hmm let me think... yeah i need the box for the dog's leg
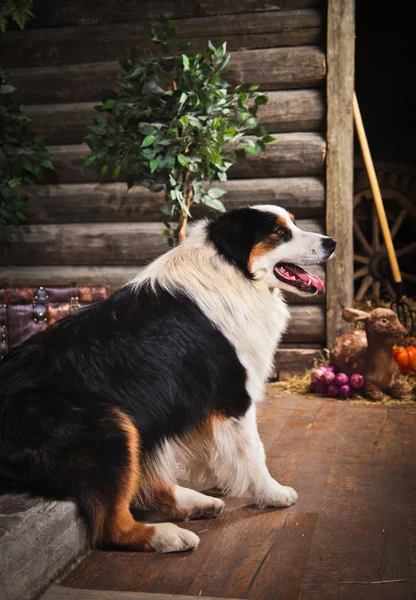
[140,477,225,521]
[79,409,200,553]
[209,406,298,507]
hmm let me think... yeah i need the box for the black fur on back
[0,284,250,499]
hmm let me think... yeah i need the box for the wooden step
[9,47,326,105]
[0,264,325,305]
[0,218,324,266]
[1,9,323,68]
[25,1,324,29]
[26,90,325,145]
[34,134,325,184]
[20,177,325,224]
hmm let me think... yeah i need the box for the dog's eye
[275,228,285,236]
[381,318,388,323]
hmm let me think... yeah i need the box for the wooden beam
[9,47,326,104]
[20,177,325,224]
[41,584,231,600]
[274,347,323,377]
[1,10,323,68]
[26,90,325,145]
[0,219,323,266]
[0,264,325,304]
[23,1,324,29]
[38,134,325,184]
[325,0,355,347]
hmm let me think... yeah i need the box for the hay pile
[269,365,416,405]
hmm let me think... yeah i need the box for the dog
[0,205,336,553]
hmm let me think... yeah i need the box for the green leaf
[141,135,155,148]
[20,155,35,174]
[177,154,188,166]
[100,165,109,178]
[245,145,258,154]
[202,196,226,212]
[113,165,121,178]
[207,187,226,199]
[16,211,28,221]
[262,134,276,143]
[182,54,190,71]
[8,178,22,188]
[84,154,96,166]
[102,98,116,110]
[41,159,54,170]
[149,158,159,173]
[255,95,268,106]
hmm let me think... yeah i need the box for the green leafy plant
[0,69,54,230]
[84,20,275,243]
[0,0,34,33]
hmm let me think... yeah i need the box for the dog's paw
[188,497,225,520]
[150,523,200,553]
[256,483,299,508]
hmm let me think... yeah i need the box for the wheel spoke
[354,266,369,280]
[354,254,369,264]
[356,275,373,300]
[397,240,416,257]
[372,280,380,300]
[372,205,380,250]
[391,208,407,240]
[353,221,372,255]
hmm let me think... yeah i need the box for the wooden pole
[352,92,402,284]
[325,0,355,347]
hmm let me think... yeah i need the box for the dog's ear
[208,209,258,277]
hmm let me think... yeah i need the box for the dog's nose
[322,237,337,253]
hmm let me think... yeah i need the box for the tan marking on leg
[100,408,155,550]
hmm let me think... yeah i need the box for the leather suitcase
[0,283,110,358]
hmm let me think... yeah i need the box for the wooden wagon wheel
[353,188,416,301]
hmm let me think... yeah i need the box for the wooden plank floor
[60,392,416,600]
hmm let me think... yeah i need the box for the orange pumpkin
[392,343,416,375]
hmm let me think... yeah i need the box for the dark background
[355,1,416,166]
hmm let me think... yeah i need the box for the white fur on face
[250,204,333,294]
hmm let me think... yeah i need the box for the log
[19,177,325,224]
[9,47,326,105]
[1,10,323,68]
[0,264,325,305]
[325,0,355,346]
[39,134,325,184]
[281,305,325,342]
[229,133,326,178]
[24,1,324,29]
[274,347,323,377]
[0,219,324,267]
[26,90,325,145]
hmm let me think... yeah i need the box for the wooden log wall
[0,0,329,366]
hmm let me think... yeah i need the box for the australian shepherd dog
[0,205,336,553]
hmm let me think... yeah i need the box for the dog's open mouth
[273,262,324,294]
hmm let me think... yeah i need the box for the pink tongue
[286,266,325,292]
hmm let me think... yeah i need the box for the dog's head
[208,205,336,296]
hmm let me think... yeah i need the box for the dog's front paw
[150,523,200,553]
[256,483,299,508]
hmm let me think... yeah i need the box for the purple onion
[350,373,365,389]
[327,384,340,398]
[311,367,326,383]
[325,365,337,373]
[339,384,352,399]
[334,372,349,386]
[321,370,336,385]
